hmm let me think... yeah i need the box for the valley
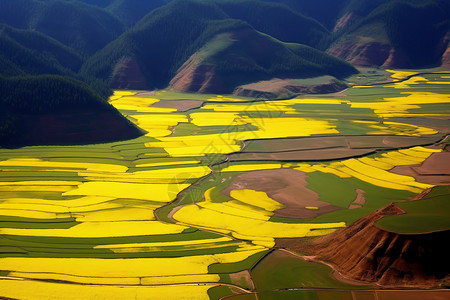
[0,71,449,299]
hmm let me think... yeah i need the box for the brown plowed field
[222,169,340,218]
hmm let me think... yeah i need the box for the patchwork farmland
[0,71,449,299]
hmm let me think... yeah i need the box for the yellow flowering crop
[130,114,188,137]
[0,158,127,172]
[207,95,247,102]
[109,90,138,101]
[0,248,264,277]
[135,160,201,167]
[63,182,189,202]
[385,69,418,79]
[230,189,284,211]
[294,146,439,193]
[190,112,247,126]
[221,163,282,172]
[0,209,71,219]
[0,196,116,208]
[0,221,188,237]
[173,204,345,246]
[350,92,450,118]
[74,207,156,222]
[0,279,215,300]
[94,236,233,250]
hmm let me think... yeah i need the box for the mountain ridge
[81,0,357,93]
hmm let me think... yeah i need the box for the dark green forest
[0,75,111,113]
[0,75,138,146]
[80,0,359,91]
[0,0,448,145]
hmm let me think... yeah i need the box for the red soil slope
[169,54,224,93]
[311,204,449,288]
[111,57,148,90]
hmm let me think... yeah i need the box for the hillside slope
[327,0,450,68]
[311,204,449,288]
[211,0,329,47]
[264,0,389,32]
[0,24,82,77]
[81,0,356,93]
[0,0,124,56]
[0,75,142,147]
[170,27,356,93]
[106,0,171,27]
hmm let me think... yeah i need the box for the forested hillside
[170,27,356,93]
[0,0,124,56]
[327,0,450,67]
[0,75,141,146]
[81,0,356,91]
[0,25,82,76]
[0,0,448,145]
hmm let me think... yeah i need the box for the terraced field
[0,71,449,299]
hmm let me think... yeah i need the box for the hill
[0,75,142,147]
[0,2,143,146]
[0,24,82,77]
[0,0,124,56]
[81,0,356,93]
[69,0,114,7]
[107,0,171,27]
[0,23,113,98]
[170,27,356,93]
[309,204,449,288]
[208,0,329,48]
[327,0,450,68]
[264,0,389,32]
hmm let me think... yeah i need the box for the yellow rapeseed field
[173,203,345,247]
[230,189,284,211]
[349,92,450,118]
[385,69,418,79]
[0,279,216,300]
[109,90,138,101]
[63,182,190,202]
[294,146,440,193]
[0,248,264,277]
[0,221,188,237]
[94,236,233,250]
[221,163,282,172]
[0,158,128,172]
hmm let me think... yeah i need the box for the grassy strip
[270,173,414,225]
[0,230,223,246]
[0,245,240,259]
[251,251,363,290]
[207,285,234,300]
[376,187,450,233]
[209,250,269,274]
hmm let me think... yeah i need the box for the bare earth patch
[229,270,254,290]
[222,169,340,219]
[233,77,348,98]
[349,189,366,209]
[230,148,374,161]
[239,136,442,162]
[392,150,450,185]
[137,91,156,96]
[374,290,450,300]
[152,99,204,112]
